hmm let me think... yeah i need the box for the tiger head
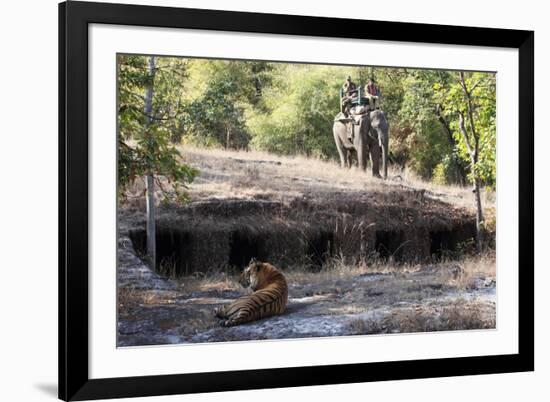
[239,258,279,291]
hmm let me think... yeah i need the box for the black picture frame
[59,1,534,400]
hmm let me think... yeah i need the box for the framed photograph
[59,1,534,400]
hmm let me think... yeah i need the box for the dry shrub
[158,255,178,279]
[349,302,495,335]
[450,252,496,289]
[177,269,242,294]
[118,287,178,310]
[439,303,495,330]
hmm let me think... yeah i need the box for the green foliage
[117,55,496,194]
[432,162,447,185]
[432,155,459,185]
[433,72,496,188]
[247,64,343,158]
[117,55,197,200]
[397,70,466,182]
[183,61,249,148]
[181,60,273,148]
[408,119,453,179]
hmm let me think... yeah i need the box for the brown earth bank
[124,193,477,275]
[117,147,496,345]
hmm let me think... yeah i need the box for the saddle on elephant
[335,105,371,142]
[337,78,381,141]
[333,82,389,179]
[339,85,379,116]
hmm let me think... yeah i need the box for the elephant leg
[369,111,389,180]
[357,144,367,171]
[370,142,382,178]
[349,150,358,168]
[339,149,347,169]
[334,136,347,168]
[368,145,374,169]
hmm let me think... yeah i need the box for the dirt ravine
[117,147,495,346]
[121,147,486,276]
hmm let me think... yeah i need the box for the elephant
[333,109,389,179]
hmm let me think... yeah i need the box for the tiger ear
[249,257,257,264]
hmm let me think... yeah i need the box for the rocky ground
[117,235,495,346]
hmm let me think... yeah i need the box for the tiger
[213,259,288,327]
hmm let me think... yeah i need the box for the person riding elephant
[366,78,379,96]
[333,109,389,179]
[343,76,357,96]
[341,76,358,115]
[365,78,381,110]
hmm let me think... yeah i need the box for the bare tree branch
[458,111,474,162]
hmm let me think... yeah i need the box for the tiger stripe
[214,260,288,327]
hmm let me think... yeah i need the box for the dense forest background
[117,55,496,192]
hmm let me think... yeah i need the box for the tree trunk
[473,177,484,252]
[226,125,231,149]
[145,174,156,269]
[144,56,156,269]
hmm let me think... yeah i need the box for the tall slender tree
[118,55,197,269]
[457,71,488,251]
[144,56,156,269]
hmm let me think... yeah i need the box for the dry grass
[452,252,496,289]
[165,252,494,306]
[176,145,495,212]
[119,145,495,213]
[118,287,179,310]
[176,270,243,294]
[285,252,494,287]
[348,301,496,335]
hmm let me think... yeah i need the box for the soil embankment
[122,147,481,274]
